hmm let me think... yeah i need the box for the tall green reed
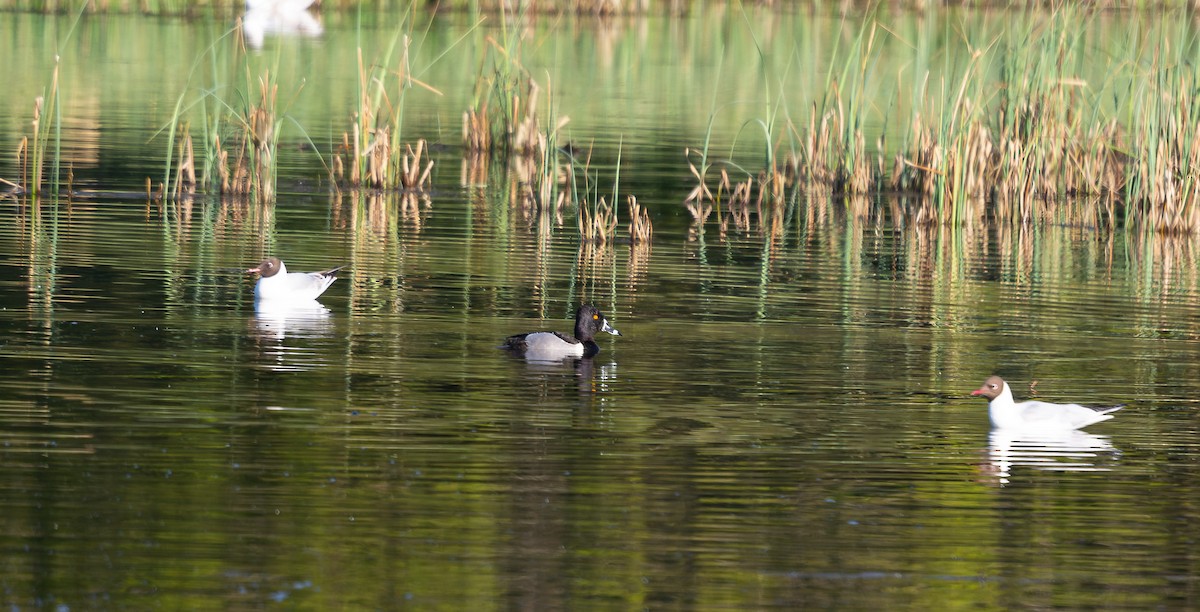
[1121,15,1200,233]
[333,6,452,190]
[18,3,89,199]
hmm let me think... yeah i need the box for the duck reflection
[985,428,1120,486]
[242,0,323,49]
[508,354,619,396]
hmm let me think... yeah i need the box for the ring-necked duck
[502,304,622,359]
[246,257,346,303]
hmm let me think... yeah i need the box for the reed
[173,123,197,197]
[332,33,440,191]
[210,69,283,203]
[578,195,617,244]
[683,146,716,207]
[626,194,652,244]
[1122,16,1200,233]
[16,55,63,199]
[494,70,574,220]
[157,20,300,206]
[786,13,883,195]
[570,142,617,244]
[464,9,534,157]
[883,9,1120,226]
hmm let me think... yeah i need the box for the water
[4,191,1200,609]
[3,7,1200,611]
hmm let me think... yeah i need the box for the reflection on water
[251,299,334,371]
[984,428,1120,486]
[510,355,620,398]
[3,190,1200,608]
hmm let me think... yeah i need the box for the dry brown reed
[626,194,652,244]
[463,105,492,153]
[510,80,544,156]
[683,147,714,206]
[173,124,197,198]
[16,136,30,195]
[440,0,648,16]
[331,121,434,193]
[627,194,652,287]
[684,152,794,241]
[332,40,439,193]
[578,195,617,244]
[16,95,46,196]
[686,198,712,241]
[1127,79,1200,234]
[200,72,280,204]
[463,74,547,156]
[790,97,876,194]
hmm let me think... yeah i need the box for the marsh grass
[578,195,617,244]
[332,34,440,191]
[16,57,63,200]
[159,21,306,207]
[1121,17,1200,233]
[661,7,1200,235]
[208,70,285,203]
[627,194,652,244]
[0,0,651,16]
[465,12,539,157]
[19,3,1200,240]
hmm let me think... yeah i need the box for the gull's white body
[972,376,1122,431]
[248,258,342,304]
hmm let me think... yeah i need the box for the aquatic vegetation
[16,2,1200,240]
[683,147,715,207]
[464,12,539,157]
[332,33,440,191]
[159,24,297,207]
[236,71,281,200]
[668,7,1200,235]
[578,195,617,244]
[14,53,63,200]
[627,194,652,244]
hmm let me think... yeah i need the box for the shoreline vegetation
[3,0,1200,14]
[7,3,1200,239]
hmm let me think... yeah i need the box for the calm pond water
[3,6,1200,611]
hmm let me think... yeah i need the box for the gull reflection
[251,300,333,371]
[253,299,332,339]
[985,428,1120,486]
[242,0,323,49]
